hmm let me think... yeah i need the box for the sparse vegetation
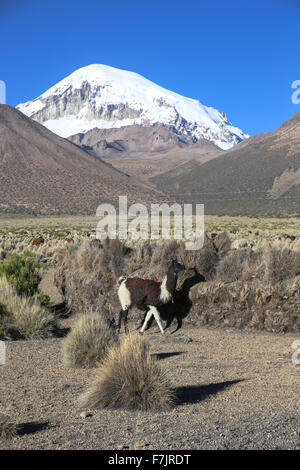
[0,214,299,336]
[62,312,119,368]
[54,238,126,317]
[51,231,300,333]
[0,413,18,439]
[0,277,55,339]
[79,333,175,410]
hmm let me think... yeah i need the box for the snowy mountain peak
[17,64,248,150]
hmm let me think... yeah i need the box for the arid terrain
[0,215,299,450]
[0,324,299,450]
[151,111,300,216]
[0,105,165,216]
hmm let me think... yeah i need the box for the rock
[79,411,92,418]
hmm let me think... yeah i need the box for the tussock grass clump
[0,413,18,439]
[62,312,118,368]
[0,277,55,339]
[79,333,175,410]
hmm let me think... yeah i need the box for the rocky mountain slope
[68,123,189,158]
[151,111,300,216]
[107,138,223,181]
[0,105,165,215]
[17,64,248,151]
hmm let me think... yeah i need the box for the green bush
[0,250,51,307]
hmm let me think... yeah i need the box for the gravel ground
[0,323,299,450]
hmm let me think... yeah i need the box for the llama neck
[159,269,178,303]
[166,267,178,296]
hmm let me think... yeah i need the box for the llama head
[170,257,185,274]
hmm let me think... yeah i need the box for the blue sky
[1,0,300,136]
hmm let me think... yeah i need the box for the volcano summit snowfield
[17,64,248,150]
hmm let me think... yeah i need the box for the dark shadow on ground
[176,379,244,405]
[53,326,70,338]
[50,301,71,337]
[51,301,69,318]
[151,351,184,361]
[18,421,51,436]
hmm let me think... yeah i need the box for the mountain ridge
[17,64,248,151]
[151,110,300,216]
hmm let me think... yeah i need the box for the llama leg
[123,309,129,334]
[138,310,147,330]
[139,308,153,330]
[164,315,173,330]
[117,309,123,333]
[150,306,165,335]
[140,309,153,334]
[171,315,182,334]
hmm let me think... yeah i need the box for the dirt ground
[0,320,299,450]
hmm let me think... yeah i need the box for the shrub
[215,248,252,282]
[179,234,219,280]
[54,239,127,316]
[0,250,51,307]
[0,277,55,339]
[0,413,18,439]
[62,312,118,368]
[262,246,300,284]
[212,231,231,255]
[79,333,175,410]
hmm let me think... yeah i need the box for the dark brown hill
[151,111,300,216]
[0,105,165,215]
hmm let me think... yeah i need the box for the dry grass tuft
[62,312,118,368]
[262,246,300,283]
[0,413,18,439]
[0,277,55,339]
[79,333,175,410]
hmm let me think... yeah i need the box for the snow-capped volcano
[17,64,248,150]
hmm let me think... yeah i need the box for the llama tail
[118,275,127,286]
